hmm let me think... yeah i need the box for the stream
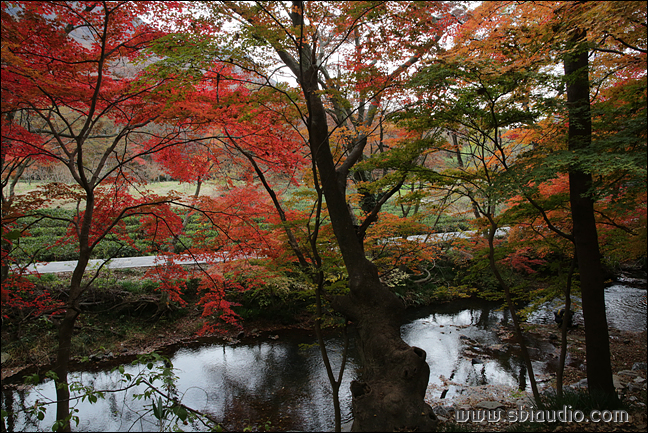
[2,283,646,432]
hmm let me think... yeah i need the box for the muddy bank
[1,312,316,384]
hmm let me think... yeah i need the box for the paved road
[382,227,509,243]
[19,228,509,274]
[22,255,212,274]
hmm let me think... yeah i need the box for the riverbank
[1,265,322,381]
[428,324,647,432]
[0,295,315,383]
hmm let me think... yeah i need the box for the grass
[119,279,159,294]
[533,388,626,412]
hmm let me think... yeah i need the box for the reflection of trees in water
[518,362,527,391]
[461,356,526,389]
[213,337,357,432]
[108,393,119,421]
[4,301,553,431]
[472,305,513,329]
[475,306,490,328]
[2,388,16,432]
[468,363,487,386]
[407,304,530,392]
[2,388,40,431]
[216,341,320,431]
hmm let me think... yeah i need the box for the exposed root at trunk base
[350,331,438,431]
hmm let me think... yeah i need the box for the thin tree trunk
[53,308,80,431]
[485,214,541,403]
[557,252,577,400]
[452,131,480,219]
[53,187,96,431]
[8,160,30,200]
[54,254,90,431]
[314,274,348,432]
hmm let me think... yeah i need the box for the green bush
[141,280,160,293]
[120,280,142,293]
[91,240,140,259]
[27,226,69,237]
[14,237,78,262]
[230,277,315,324]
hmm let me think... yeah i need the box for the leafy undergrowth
[0,267,320,377]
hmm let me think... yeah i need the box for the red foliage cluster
[1,270,65,320]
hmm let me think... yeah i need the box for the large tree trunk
[302,55,436,432]
[254,2,437,428]
[564,34,617,400]
[347,291,437,431]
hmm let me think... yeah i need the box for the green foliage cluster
[383,258,474,307]
[8,209,208,263]
[231,275,315,324]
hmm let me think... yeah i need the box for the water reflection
[170,338,355,431]
[604,285,647,331]
[527,284,647,331]
[401,301,525,400]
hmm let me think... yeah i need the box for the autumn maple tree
[0,1,239,430]
[401,0,646,404]
[3,1,644,431]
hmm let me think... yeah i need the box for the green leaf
[172,405,188,422]
[24,373,40,385]
[4,230,21,240]
[152,397,164,420]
